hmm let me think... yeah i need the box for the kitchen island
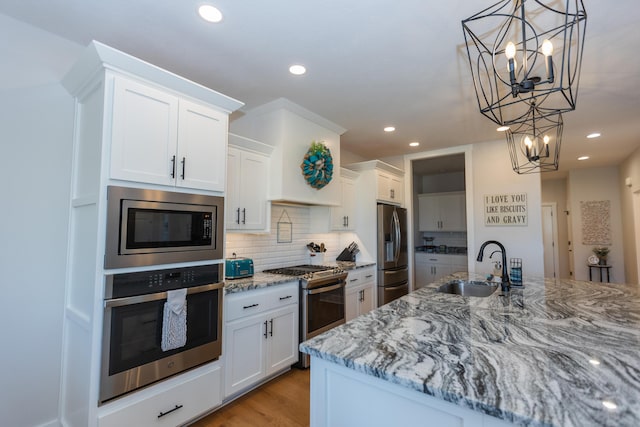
[300,273,640,427]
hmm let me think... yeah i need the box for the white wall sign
[484,193,528,226]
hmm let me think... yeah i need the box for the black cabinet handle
[264,320,268,338]
[242,208,246,224]
[236,208,241,225]
[158,404,183,419]
[243,303,259,309]
[170,155,176,178]
[180,157,186,179]
[279,295,292,300]
[269,319,273,337]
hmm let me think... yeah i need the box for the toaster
[225,258,254,279]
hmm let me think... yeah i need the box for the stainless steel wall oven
[105,186,224,269]
[100,263,223,404]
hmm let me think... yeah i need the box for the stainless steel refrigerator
[377,203,409,306]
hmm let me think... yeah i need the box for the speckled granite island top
[300,273,640,427]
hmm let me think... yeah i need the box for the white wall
[0,13,81,427]
[619,146,640,284]
[470,141,545,278]
[568,167,626,283]
[0,84,74,427]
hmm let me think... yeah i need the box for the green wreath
[300,141,333,189]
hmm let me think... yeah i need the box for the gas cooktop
[263,264,339,276]
[262,264,347,288]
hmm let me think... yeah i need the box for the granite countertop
[224,272,298,294]
[224,261,376,294]
[300,272,640,427]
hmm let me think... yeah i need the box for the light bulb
[543,135,550,144]
[198,5,223,23]
[505,42,516,59]
[524,136,533,147]
[541,39,553,56]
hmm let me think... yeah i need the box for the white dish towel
[161,288,187,352]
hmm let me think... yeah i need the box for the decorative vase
[599,257,607,266]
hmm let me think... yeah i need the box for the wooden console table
[588,264,611,283]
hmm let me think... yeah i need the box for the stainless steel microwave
[105,186,224,269]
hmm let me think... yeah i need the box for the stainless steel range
[263,264,347,368]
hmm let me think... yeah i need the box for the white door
[224,314,266,397]
[176,100,227,191]
[266,307,298,375]
[542,204,559,279]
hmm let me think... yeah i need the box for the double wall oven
[100,186,225,404]
[263,265,348,368]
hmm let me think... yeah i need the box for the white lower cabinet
[224,282,299,398]
[415,254,468,289]
[97,363,222,427]
[345,267,376,322]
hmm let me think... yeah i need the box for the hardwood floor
[190,368,310,427]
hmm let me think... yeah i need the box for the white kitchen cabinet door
[330,176,357,231]
[345,286,360,322]
[418,192,466,231]
[110,77,179,187]
[110,76,228,192]
[345,267,376,321]
[226,146,269,231]
[266,306,299,376]
[176,99,227,192]
[376,171,404,205]
[439,193,466,231]
[224,313,268,397]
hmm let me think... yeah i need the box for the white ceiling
[1,1,639,178]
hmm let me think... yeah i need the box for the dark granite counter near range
[300,273,640,427]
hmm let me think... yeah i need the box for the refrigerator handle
[392,209,401,263]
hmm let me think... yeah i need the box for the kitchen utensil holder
[310,252,325,265]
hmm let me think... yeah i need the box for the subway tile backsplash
[226,204,345,271]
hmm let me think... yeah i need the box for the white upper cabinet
[110,77,228,192]
[376,170,404,205]
[346,160,405,206]
[226,134,273,232]
[418,192,466,231]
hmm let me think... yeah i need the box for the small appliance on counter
[225,255,254,279]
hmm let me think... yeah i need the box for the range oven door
[299,279,346,368]
[100,282,222,404]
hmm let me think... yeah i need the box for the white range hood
[230,98,346,206]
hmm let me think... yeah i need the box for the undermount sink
[436,280,498,297]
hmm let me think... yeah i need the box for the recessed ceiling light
[198,5,223,23]
[289,64,306,75]
[587,132,601,139]
[497,126,510,132]
[409,142,420,147]
[384,126,396,132]
[578,156,590,161]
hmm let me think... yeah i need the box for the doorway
[633,190,640,284]
[542,203,560,279]
[410,154,468,290]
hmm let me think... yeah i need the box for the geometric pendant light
[462,0,587,126]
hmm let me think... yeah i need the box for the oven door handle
[104,282,223,308]
[306,283,345,295]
